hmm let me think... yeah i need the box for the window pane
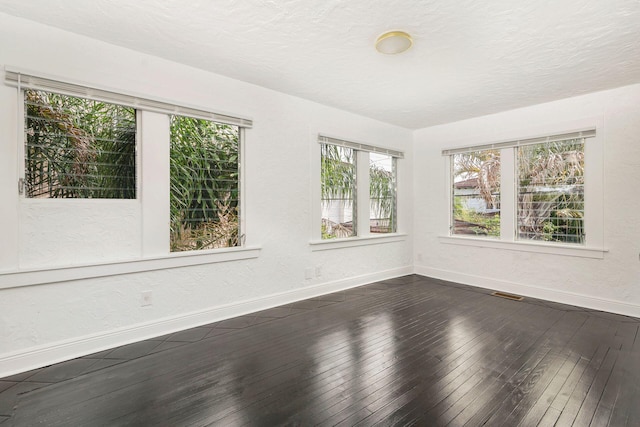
[321,144,356,239]
[370,153,396,234]
[452,150,501,237]
[170,116,240,251]
[517,139,584,244]
[24,90,136,198]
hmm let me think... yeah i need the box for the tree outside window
[24,90,136,199]
[451,150,501,237]
[517,140,585,243]
[169,116,240,251]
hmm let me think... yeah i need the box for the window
[319,135,403,240]
[24,89,136,198]
[170,115,240,252]
[321,144,357,239]
[5,68,254,273]
[370,153,397,234]
[451,150,500,237]
[517,139,584,243]
[444,130,594,246]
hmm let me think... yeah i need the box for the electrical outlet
[141,290,152,306]
[315,266,322,278]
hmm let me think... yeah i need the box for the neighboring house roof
[454,178,479,189]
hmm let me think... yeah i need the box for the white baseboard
[414,265,640,319]
[0,266,412,378]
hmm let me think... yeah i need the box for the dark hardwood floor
[1,275,638,426]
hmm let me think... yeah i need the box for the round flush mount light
[375,30,413,55]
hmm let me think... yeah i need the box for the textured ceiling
[1,0,639,129]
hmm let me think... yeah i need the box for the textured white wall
[19,200,141,269]
[0,14,413,374]
[414,84,640,316]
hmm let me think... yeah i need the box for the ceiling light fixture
[375,31,413,55]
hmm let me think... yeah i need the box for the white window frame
[369,153,398,235]
[449,149,502,239]
[1,68,259,289]
[319,143,358,239]
[168,114,244,253]
[440,124,606,259]
[311,134,406,250]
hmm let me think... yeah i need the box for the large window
[6,69,253,273]
[517,139,585,243]
[319,135,402,240]
[321,144,357,239]
[444,130,594,246]
[170,115,240,252]
[451,150,500,237]
[24,89,136,198]
[370,153,397,234]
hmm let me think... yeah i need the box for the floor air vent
[492,291,524,301]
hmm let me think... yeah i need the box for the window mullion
[238,128,246,246]
[17,88,25,197]
[392,157,398,232]
[500,147,515,241]
[357,150,370,238]
[583,135,603,248]
[140,111,170,257]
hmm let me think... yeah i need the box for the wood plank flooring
[0,275,638,426]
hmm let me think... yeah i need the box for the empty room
[0,1,639,425]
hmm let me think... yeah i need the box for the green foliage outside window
[451,140,585,244]
[24,90,136,198]
[321,144,357,239]
[452,150,501,237]
[170,116,240,251]
[369,155,396,233]
[321,145,397,238]
[517,139,584,243]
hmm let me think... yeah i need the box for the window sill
[0,246,261,290]
[438,236,606,259]
[310,233,407,251]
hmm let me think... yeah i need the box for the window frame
[320,143,358,239]
[441,125,606,258]
[369,153,398,235]
[169,114,243,252]
[450,149,501,239]
[515,138,586,244]
[313,134,405,249]
[4,68,256,280]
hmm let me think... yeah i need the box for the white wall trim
[0,265,412,378]
[0,246,262,290]
[414,265,640,318]
[438,236,607,259]
[310,233,407,251]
